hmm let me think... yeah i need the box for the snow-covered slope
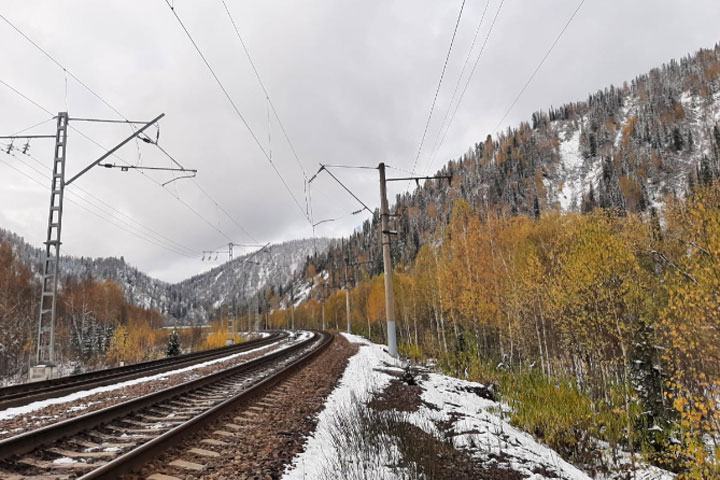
[283,335,674,480]
[176,238,336,319]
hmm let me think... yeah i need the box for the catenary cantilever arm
[65,113,165,186]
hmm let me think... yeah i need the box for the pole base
[29,365,57,382]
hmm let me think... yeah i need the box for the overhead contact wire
[163,1,310,223]
[0,14,261,246]
[423,0,505,176]
[492,0,586,133]
[409,0,467,178]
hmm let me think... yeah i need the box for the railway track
[0,330,332,480]
[0,331,285,411]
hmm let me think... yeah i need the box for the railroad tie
[123,419,173,428]
[201,438,229,447]
[169,459,205,471]
[189,447,221,458]
[104,425,156,436]
[48,447,117,459]
[18,457,95,470]
[73,439,134,450]
[147,474,181,480]
[224,423,243,431]
[139,413,190,422]
[235,410,258,421]
[87,430,139,442]
[0,475,72,480]
[213,430,235,438]
[107,426,159,435]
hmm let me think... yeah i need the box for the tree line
[276,182,720,478]
[0,246,218,380]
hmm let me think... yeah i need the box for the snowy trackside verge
[282,334,674,480]
[0,332,307,422]
[282,334,402,479]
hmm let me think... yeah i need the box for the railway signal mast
[1,112,196,381]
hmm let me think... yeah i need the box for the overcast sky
[0,0,718,283]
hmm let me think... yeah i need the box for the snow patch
[283,334,674,480]
[558,129,585,210]
[0,339,286,421]
[282,334,400,480]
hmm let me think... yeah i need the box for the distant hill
[0,228,335,324]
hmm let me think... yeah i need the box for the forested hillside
[297,42,720,278]
[259,43,720,478]
[0,240,169,380]
[0,229,333,324]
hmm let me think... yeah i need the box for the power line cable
[142,134,258,243]
[192,180,260,244]
[0,13,262,245]
[7,143,199,256]
[424,0,490,174]
[0,77,240,245]
[1,143,198,257]
[422,0,505,176]
[220,0,307,179]
[0,150,197,257]
[492,0,586,133]
[386,164,418,175]
[12,117,56,136]
[66,124,238,243]
[162,0,310,223]
[0,79,53,115]
[0,12,127,120]
[409,0,466,178]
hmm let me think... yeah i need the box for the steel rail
[0,331,330,467]
[0,332,285,410]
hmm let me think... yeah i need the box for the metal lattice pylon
[36,112,68,366]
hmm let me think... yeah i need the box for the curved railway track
[0,331,286,411]
[0,330,332,480]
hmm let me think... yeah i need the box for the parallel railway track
[0,330,332,479]
[0,331,285,411]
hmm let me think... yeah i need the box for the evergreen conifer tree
[166,329,181,357]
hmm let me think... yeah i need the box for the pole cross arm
[0,134,56,139]
[65,113,165,186]
[385,175,453,183]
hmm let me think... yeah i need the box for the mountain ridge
[266,42,720,304]
[0,228,335,324]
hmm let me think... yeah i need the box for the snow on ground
[405,371,589,480]
[283,334,402,480]
[283,334,674,480]
[0,337,290,421]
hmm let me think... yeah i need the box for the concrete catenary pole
[378,163,397,357]
[343,240,352,334]
[321,283,327,331]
